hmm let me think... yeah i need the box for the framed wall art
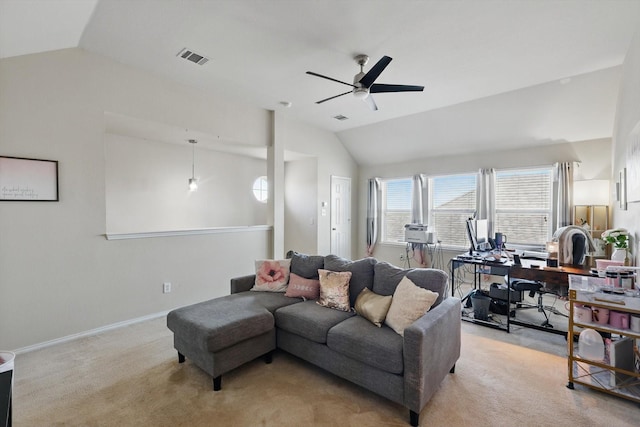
[0,156,59,201]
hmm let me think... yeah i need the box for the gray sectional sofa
[167,253,461,426]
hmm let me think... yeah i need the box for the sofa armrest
[402,297,461,413]
[230,275,256,294]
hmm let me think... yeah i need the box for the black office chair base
[509,279,556,328]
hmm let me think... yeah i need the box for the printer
[404,224,436,244]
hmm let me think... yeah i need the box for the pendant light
[188,139,198,191]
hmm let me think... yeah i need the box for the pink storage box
[595,259,624,270]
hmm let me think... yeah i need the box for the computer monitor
[466,219,491,252]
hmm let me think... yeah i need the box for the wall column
[267,110,285,258]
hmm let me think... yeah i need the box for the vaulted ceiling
[1,0,639,165]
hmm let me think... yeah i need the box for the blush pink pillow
[284,273,320,300]
[251,259,291,292]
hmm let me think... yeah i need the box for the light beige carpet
[13,317,639,426]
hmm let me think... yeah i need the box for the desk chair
[509,279,555,328]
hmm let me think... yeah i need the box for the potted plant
[601,228,630,265]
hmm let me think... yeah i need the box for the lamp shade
[574,180,609,205]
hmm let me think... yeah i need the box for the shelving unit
[566,289,640,403]
[573,205,609,261]
[573,205,608,241]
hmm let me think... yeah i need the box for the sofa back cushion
[324,255,377,307]
[287,251,325,279]
[373,262,447,307]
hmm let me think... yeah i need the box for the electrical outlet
[399,253,406,261]
[163,282,171,293]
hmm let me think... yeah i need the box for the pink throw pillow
[251,259,291,292]
[284,273,320,300]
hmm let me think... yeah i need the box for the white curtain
[366,178,380,257]
[554,162,573,229]
[476,168,496,237]
[411,174,426,224]
[410,174,427,265]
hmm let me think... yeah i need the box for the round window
[252,176,268,203]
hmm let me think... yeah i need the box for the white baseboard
[14,310,170,354]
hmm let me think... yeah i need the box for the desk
[451,255,592,334]
[509,264,590,290]
[451,256,513,332]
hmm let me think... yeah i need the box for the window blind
[430,174,477,247]
[494,168,552,245]
[381,178,412,243]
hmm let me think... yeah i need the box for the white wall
[0,48,356,350]
[359,138,612,265]
[282,118,359,256]
[105,133,267,233]
[284,157,318,254]
[612,30,640,265]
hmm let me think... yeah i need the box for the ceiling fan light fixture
[353,87,369,99]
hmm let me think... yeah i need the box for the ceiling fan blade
[316,90,352,104]
[358,56,392,88]
[364,94,378,111]
[370,84,424,93]
[306,71,355,88]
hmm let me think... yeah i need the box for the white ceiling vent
[333,115,348,121]
[176,48,209,65]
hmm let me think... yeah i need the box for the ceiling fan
[306,54,424,111]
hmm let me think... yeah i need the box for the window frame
[375,165,555,250]
[252,176,268,203]
[427,172,478,250]
[493,166,554,247]
[379,177,413,245]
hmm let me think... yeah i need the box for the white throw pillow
[385,276,439,336]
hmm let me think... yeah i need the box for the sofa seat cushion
[275,300,354,344]
[167,297,274,353]
[228,291,303,313]
[327,316,404,375]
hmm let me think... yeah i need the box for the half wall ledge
[104,225,272,240]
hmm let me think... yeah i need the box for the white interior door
[330,176,351,258]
